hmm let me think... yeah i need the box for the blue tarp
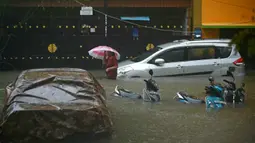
[120,16,150,21]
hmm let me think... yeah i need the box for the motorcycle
[222,68,246,105]
[174,84,226,110]
[111,69,161,102]
[173,91,205,104]
[204,84,226,110]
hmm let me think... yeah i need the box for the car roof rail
[188,38,231,43]
[173,39,189,43]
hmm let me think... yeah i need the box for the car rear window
[216,46,232,58]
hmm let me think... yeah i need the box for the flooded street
[0,71,255,143]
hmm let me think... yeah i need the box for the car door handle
[177,65,183,69]
[214,62,220,66]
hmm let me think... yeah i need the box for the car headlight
[118,66,133,74]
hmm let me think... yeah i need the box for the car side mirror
[154,58,165,65]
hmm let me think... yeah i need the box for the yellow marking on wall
[167,25,170,28]
[43,25,46,28]
[174,25,176,28]
[160,25,163,28]
[48,43,57,53]
[118,25,121,28]
[72,25,75,28]
[29,26,32,28]
[36,26,39,28]
[6,26,9,28]
[95,26,97,28]
[111,25,114,28]
[58,25,62,28]
[66,26,68,28]
[146,43,155,51]
[154,26,156,28]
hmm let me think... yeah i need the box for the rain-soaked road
[0,70,255,143]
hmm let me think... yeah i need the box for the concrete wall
[192,0,202,28]
[194,0,255,39]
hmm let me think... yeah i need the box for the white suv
[117,39,245,78]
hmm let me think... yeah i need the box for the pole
[104,0,108,38]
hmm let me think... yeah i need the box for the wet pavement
[0,70,255,143]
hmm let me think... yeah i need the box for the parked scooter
[112,69,161,102]
[204,82,226,110]
[173,91,205,104]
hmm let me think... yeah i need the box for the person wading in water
[104,51,118,79]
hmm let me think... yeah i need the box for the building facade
[192,0,255,39]
[0,0,192,70]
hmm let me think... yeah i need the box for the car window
[151,48,185,63]
[215,46,232,58]
[187,46,216,61]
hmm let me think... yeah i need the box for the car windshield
[131,47,162,62]
[130,41,185,62]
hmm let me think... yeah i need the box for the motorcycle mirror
[242,83,245,88]
[226,70,235,80]
[149,69,153,76]
[228,67,235,72]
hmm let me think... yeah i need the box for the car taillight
[233,57,244,66]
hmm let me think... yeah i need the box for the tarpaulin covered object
[0,68,113,142]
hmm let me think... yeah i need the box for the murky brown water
[0,71,255,143]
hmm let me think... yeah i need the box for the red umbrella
[88,46,120,60]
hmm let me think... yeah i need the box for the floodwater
[0,71,255,143]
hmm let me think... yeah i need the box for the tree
[230,29,255,69]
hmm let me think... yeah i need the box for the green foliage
[230,29,255,57]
